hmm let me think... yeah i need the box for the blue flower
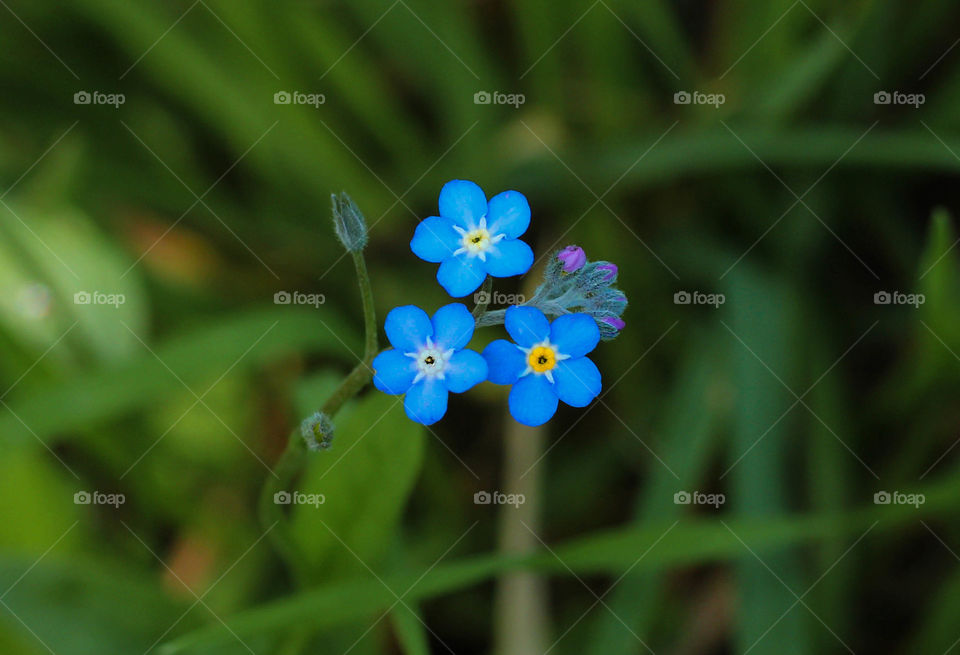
[373,303,488,425]
[410,180,534,298]
[482,306,601,427]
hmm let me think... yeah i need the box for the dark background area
[1,1,959,653]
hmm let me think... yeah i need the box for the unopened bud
[331,192,368,252]
[557,245,587,273]
[301,412,335,451]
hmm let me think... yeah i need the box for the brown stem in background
[493,265,549,655]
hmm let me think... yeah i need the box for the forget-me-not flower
[410,180,534,297]
[482,306,601,426]
[373,303,488,425]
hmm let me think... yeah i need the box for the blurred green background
[2,1,960,653]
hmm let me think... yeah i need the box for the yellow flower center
[527,346,557,373]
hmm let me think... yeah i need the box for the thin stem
[475,309,506,328]
[321,251,378,418]
[354,251,378,362]
[258,433,309,578]
[259,248,378,579]
[473,276,493,318]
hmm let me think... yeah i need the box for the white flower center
[405,336,455,384]
[452,217,506,262]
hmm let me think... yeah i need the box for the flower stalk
[321,250,378,418]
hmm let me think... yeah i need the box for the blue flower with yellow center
[372,303,488,425]
[411,180,534,297]
[482,306,602,426]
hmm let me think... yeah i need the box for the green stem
[259,249,378,574]
[321,251,378,418]
[354,251,378,362]
[475,309,506,327]
[258,432,308,577]
[473,276,493,318]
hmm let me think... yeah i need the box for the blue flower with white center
[482,306,602,427]
[410,180,534,298]
[372,303,488,425]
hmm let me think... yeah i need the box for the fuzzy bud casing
[301,412,335,451]
[331,192,368,252]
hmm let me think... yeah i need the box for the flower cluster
[372,179,627,427]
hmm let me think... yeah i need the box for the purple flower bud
[597,263,618,282]
[557,245,587,273]
[601,316,625,331]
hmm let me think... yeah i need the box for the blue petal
[445,349,488,393]
[550,313,600,358]
[438,180,486,229]
[482,339,526,384]
[505,306,550,347]
[486,190,530,239]
[508,374,559,427]
[484,239,534,278]
[553,356,601,407]
[372,349,416,395]
[411,216,459,263]
[385,305,432,352]
[404,379,448,425]
[437,253,487,298]
[431,303,475,350]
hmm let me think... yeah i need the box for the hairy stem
[258,432,308,578]
[321,251,378,417]
[260,249,378,576]
[473,276,493,318]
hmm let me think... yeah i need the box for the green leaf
[725,267,809,655]
[0,204,148,363]
[390,604,431,655]
[160,474,960,655]
[586,334,727,654]
[286,392,425,581]
[0,554,184,655]
[0,307,359,447]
